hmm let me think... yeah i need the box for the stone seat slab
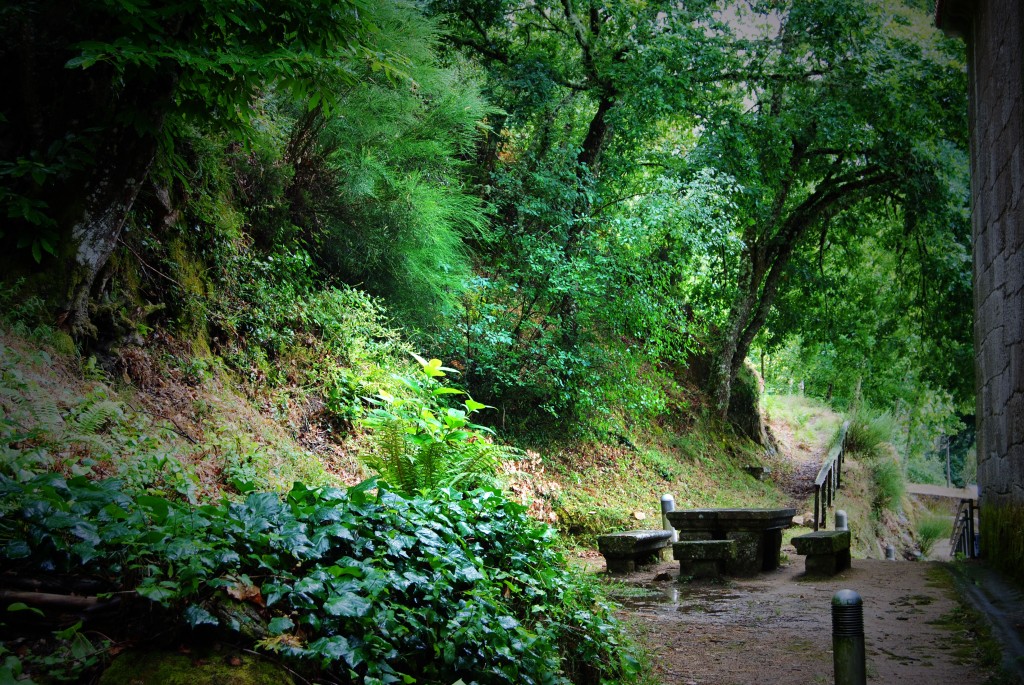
[597,529,672,573]
[792,530,851,554]
[792,530,851,576]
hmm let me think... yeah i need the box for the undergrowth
[0,472,642,684]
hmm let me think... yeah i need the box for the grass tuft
[916,515,952,556]
[846,409,897,460]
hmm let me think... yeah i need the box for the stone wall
[942,0,1024,573]
[966,0,1024,509]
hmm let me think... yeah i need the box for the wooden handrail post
[814,485,821,531]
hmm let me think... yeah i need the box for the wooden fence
[813,421,851,531]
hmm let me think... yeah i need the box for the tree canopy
[0,0,970,437]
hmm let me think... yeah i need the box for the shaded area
[951,562,1024,683]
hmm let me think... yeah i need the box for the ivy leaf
[308,635,363,668]
[456,565,484,583]
[323,592,371,618]
[3,540,31,560]
[267,616,294,635]
[137,580,178,604]
[6,602,44,617]
[184,604,219,627]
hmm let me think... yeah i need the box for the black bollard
[832,589,866,685]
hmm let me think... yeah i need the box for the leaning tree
[684,0,968,416]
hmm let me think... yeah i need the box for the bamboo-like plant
[360,354,517,495]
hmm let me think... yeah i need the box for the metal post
[967,499,976,558]
[837,447,843,489]
[661,493,677,542]
[885,544,896,560]
[835,510,848,531]
[945,435,952,488]
[832,589,866,685]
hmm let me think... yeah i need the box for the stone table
[666,508,796,576]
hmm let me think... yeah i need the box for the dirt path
[593,555,1004,685]
[761,398,842,508]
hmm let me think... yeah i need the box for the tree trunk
[712,235,800,418]
[712,289,756,416]
[60,65,179,337]
[557,93,614,348]
[63,129,160,337]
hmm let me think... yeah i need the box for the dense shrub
[0,474,639,685]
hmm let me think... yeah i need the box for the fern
[359,357,518,496]
[68,399,123,436]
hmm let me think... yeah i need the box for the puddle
[608,580,745,616]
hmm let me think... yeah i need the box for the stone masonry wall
[969,0,1024,511]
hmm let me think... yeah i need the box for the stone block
[597,529,672,574]
[673,540,736,580]
[672,539,737,561]
[726,531,764,576]
[677,531,714,541]
[792,530,851,576]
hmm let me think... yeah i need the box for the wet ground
[587,553,1016,685]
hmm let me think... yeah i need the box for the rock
[633,511,647,520]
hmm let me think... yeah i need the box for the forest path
[761,395,844,512]
[595,557,1004,685]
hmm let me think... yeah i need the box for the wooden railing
[813,421,850,531]
[950,498,978,559]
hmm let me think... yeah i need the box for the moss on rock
[980,501,1024,583]
[99,649,294,685]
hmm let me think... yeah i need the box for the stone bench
[597,529,673,573]
[673,539,737,580]
[792,530,851,576]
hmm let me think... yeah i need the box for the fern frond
[68,399,123,436]
[419,441,447,491]
[32,396,65,438]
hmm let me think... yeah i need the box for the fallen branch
[0,589,119,612]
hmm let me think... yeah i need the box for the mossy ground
[98,648,295,685]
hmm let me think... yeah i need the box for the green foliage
[871,459,905,515]
[258,2,494,328]
[211,248,412,425]
[361,354,518,494]
[0,474,640,684]
[916,515,952,556]
[0,0,396,274]
[846,410,898,460]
